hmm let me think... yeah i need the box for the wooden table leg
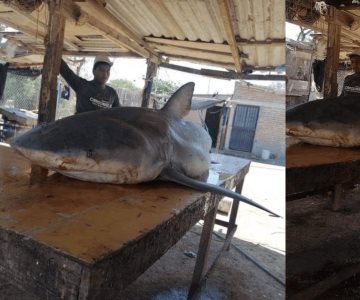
[225,179,244,250]
[187,205,217,300]
[332,184,342,211]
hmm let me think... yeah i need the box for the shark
[12,82,279,217]
[286,96,360,148]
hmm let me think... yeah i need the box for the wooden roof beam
[160,63,285,81]
[1,1,79,51]
[145,37,285,53]
[71,0,161,63]
[289,19,360,49]
[149,44,236,64]
[61,0,149,59]
[328,9,360,31]
[217,0,241,72]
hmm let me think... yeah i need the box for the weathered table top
[286,144,360,196]
[0,143,250,300]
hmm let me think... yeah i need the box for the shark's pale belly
[287,122,360,147]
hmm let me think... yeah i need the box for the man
[60,55,120,114]
[341,49,360,97]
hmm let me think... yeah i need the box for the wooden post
[141,59,158,108]
[0,63,8,102]
[30,0,65,184]
[323,6,341,99]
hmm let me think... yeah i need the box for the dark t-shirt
[60,60,120,114]
[341,73,360,97]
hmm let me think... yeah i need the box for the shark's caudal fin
[161,168,281,218]
[161,82,194,118]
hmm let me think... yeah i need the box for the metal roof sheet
[0,0,285,70]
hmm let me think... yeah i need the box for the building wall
[224,82,285,164]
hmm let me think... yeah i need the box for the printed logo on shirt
[344,86,360,93]
[89,97,112,108]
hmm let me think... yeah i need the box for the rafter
[72,0,160,62]
[217,0,241,72]
[2,1,79,51]
[160,63,285,81]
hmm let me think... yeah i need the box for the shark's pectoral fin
[160,168,281,218]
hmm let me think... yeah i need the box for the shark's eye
[87,149,93,158]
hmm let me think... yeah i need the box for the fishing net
[1,72,76,119]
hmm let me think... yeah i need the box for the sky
[286,22,302,40]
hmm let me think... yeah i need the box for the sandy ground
[0,161,285,300]
[287,187,360,299]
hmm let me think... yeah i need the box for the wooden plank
[145,37,232,53]
[217,0,241,72]
[289,16,359,55]
[160,63,285,81]
[0,145,250,299]
[324,6,341,98]
[75,0,160,61]
[145,37,285,56]
[63,51,138,57]
[225,180,244,250]
[286,144,360,196]
[188,207,218,299]
[61,0,152,60]
[332,9,360,30]
[150,44,234,64]
[287,230,360,296]
[289,263,360,300]
[188,225,237,300]
[2,1,79,51]
[167,54,235,70]
[141,59,158,108]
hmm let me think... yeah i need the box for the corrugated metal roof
[0,0,285,70]
[191,98,226,110]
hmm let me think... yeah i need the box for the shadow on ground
[287,186,360,299]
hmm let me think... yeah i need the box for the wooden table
[286,143,360,209]
[0,144,250,300]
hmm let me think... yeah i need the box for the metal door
[229,104,259,152]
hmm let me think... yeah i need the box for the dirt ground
[0,161,285,300]
[287,186,360,299]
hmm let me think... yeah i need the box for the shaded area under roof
[286,0,360,61]
[0,0,285,71]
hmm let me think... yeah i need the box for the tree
[152,79,180,95]
[109,79,140,91]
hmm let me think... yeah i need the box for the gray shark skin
[12,82,279,217]
[286,96,360,148]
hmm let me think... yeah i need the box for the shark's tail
[161,168,281,218]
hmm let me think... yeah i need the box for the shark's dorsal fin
[161,82,194,118]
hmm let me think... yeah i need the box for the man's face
[350,56,360,74]
[93,63,111,85]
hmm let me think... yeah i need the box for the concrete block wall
[224,82,285,164]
